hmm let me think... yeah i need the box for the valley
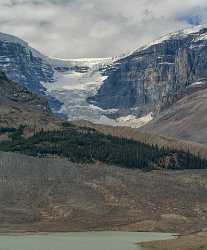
[0,24,207,250]
[1,26,207,146]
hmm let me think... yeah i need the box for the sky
[0,0,207,58]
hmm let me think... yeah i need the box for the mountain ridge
[1,27,207,142]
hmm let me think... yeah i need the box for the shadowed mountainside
[0,72,61,131]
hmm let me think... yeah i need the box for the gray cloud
[0,0,207,58]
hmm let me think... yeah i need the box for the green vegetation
[8,125,25,141]
[0,125,206,170]
[0,127,17,133]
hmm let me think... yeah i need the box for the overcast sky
[0,0,207,58]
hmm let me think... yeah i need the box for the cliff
[88,26,207,119]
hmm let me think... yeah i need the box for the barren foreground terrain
[140,231,207,250]
[0,151,207,234]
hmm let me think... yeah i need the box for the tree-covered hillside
[0,124,206,170]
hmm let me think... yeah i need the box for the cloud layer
[1,0,207,58]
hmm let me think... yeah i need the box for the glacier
[2,24,207,128]
[44,57,152,128]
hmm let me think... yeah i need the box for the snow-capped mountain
[0,32,147,127]
[89,25,207,120]
[1,25,207,129]
[0,32,63,111]
[0,33,54,93]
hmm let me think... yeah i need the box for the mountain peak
[0,32,28,47]
[131,24,207,55]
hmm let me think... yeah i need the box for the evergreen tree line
[0,126,206,170]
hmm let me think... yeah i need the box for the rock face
[0,33,54,94]
[0,33,63,111]
[88,26,207,118]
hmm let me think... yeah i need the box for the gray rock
[0,33,62,111]
[89,27,207,118]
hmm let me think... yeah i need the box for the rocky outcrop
[88,26,207,118]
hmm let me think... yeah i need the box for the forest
[0,124,206,170]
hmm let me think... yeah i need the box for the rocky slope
[1,151,207,233]
[142,83,207,144]
[0,72,60,130]
[89,25,207,120]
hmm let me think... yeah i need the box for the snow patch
[194,33,207,42]
[116,113,153,128]
[90,113,153,128]
[190,81,205,86]
[49,57,115,71]
[159,62,175,65]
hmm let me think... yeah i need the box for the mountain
[2,26,207,136]
[0,32,118,121]
[0,32,148,126]
[0,33,63,111]
[0,72,60,130]
[1,70,206,172]
[0,33,54,94]
[88,25,207,125]
[2,26,207,242]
